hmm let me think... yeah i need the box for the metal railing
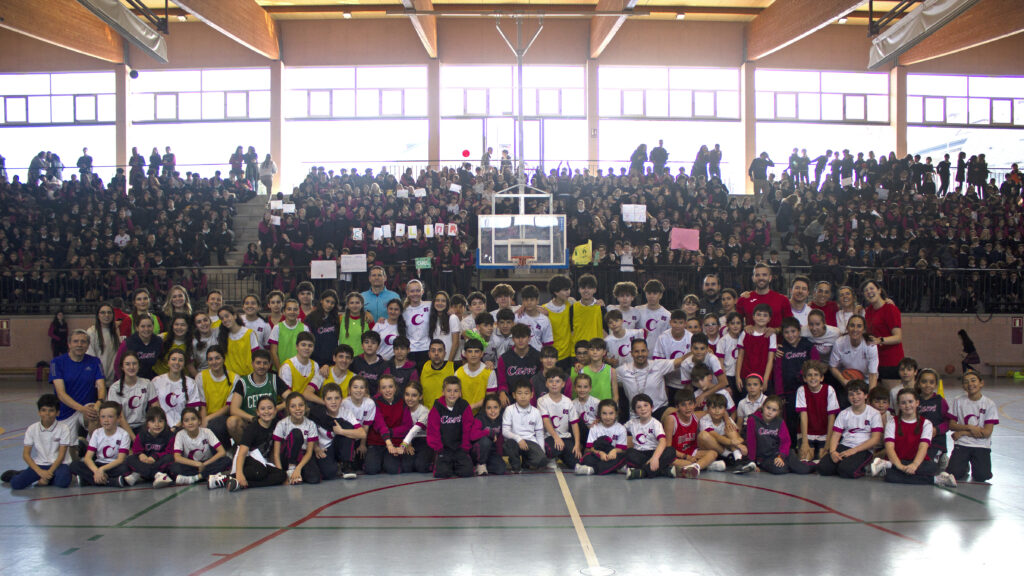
[569,265,1024,314]
[2,264,1021,315]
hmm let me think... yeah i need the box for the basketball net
[512,255,535,275]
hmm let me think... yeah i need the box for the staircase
[205,194,267,302]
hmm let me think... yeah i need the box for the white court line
[554,467,613,575]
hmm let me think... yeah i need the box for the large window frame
[285,66,428,120]
[130,68,271,124]
[0,72,115,127]
[908,74,1024,128]
[754,70,889,125]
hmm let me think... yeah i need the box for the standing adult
[259,154,277,196]
[363,266,401,322]
[162,146,176,177]
[617,339,686,420]
[861,280,904,386]
[748,152,774,209]
[50,330,106,440]
[809,280,839,327]
[691,145,709,181]
[698,274,723,317]
[76,147,93,183]
[788,276,812,327]
[708,144,722,180]
[736,263,792,329]
[650,140,669,176]
[629,144,648,176]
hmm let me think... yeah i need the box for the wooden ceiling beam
[402,0,438,58]
[899,0,1024,65]
[589,0,638,59]
[0,0,123,63]
[173,0,280,60]
[745,0,862,61]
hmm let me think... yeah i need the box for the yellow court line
[554,467,604,572]
[997,398,1024,426]
[0,427,5,435]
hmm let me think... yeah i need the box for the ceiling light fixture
[676,13,686,20]
[343,12,352,19]
[838,17,848,24]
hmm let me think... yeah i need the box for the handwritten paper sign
[621,204,647,223]
[340,254,367,273]
[669,228,700,251]
[415,257,432,270]
[352,228,363,241]
[447,223,458,237]
[270,200,283,210]
[310,260,337,279]
[413,188,426,198]
[450,183,462,193]
[395,223,406,237]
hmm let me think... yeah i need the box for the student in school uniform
[124,406,174,486]
[70,401,132,487]
[471,394,506,476]
[817,380,882,479]
[365,375,413,475]
[502,380,548,472]
[228,397,287,491]
[311,383,364,481]
[538,368,582,469]
[575,399,629,476]
[624,394,677,479]
[426,377,476,479]
[4,394,73,490]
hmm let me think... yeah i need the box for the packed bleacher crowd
[0,146,274,312]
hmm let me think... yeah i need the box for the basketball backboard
[477,214,567,269]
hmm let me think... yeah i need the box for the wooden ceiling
[124,1,921,23]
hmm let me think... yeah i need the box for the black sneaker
[1,470,16,483]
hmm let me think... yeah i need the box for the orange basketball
[841,369,865,381]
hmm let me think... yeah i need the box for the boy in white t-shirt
[606,281,641,329]
[70,401,132,486]
[538,368,582,469]
[624,394,677,479]
[816,379,882,479]
[638,279,671,347]
[3,394,74,489]
[604,309,644,367]
[947,370,999,482]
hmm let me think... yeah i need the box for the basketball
[945,364,956,374]
[841,369,864,381]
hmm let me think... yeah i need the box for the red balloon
[462,149,470,158]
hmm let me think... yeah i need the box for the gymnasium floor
[1,379,1022,576]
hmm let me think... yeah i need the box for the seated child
[125,406,174,486]
[272,394,321,485]
[4,394,73,490]
[947,370,998,482]
[795,360,839,462]
[70,401,132,487]
[697,394,752,472]
[868,388,957,487]
[365,375,413,475]
[501,380,548,472]
[575,399,628,476]
[312,383,365,480]
[426,376,476,479]
[471,394,506,476]
[691,364,735,414]
[572,374,600,442]
[735,375,767,437]
[816,380,882,479]
[663,389,719,479]
[399,383,434,474]
[228,396,287,491]
[745,396,812,475]
[914,368,950,466]
[163,407,230,488]
[624,394,677,479]
[538,368,582,469]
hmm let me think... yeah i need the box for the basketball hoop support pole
[495,16,550,216]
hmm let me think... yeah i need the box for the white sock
[732,449,742,460]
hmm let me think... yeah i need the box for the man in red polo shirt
[736,262,792,329]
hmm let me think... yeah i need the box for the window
[908,74,1024,127]
[287,66,428,119]
[131,67,269,122]
[600,66,740,120]
[755,69,888,123]
[0,72,113,125]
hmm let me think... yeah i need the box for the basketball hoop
[512,255,535,275]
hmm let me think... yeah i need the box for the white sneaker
[732,449,743,461]
[208,473,228,490]
[124,472,142,487]
[342,470,357,480]
[175,474,198,486]
[935,472,958,488]
[575,464,594,476]
[474,464,488,477]
[287,465,296,476]
[869,457,890,478]
[681,463,700,479]
[708,460,727,472]
[152,472,173,489]
[733,461,757,475]
[546,460,558,470]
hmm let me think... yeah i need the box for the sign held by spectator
[340,254,367,273]
[395,223,406,237]
[415,256,432,270]
[670,228,700,251]
[310,260,338,279]
[424,225,434,238]
[413,188,427,197]
[622,204,647,223]
[271,216,281,226]
[382,224,392,238]
[450,183,462,193]
[352,228,363,241]
[447,223,458,237]
[397,189,409,199]
[282,203,296,214]
[373,227,383,241]
[270,200,283,210]
[408,225,418,239]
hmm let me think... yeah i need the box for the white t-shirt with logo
[832,405,883,448]
[87,427,131,464]
[538,394,580,439]
[173,427,221,462]
[625,417,665,451]
[402,302,433,352]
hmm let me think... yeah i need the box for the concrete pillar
[428,59,440,170]
[270,60,284,192]
[586,58,599,173]
[890,65,908,158]
[740,61,756,195]
[114,64,129,176]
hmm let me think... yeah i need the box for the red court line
[0,426,28,437]
[188,478,445,576]
[315,511,832,519]
[0,487,155,506]
[698,478,922,544]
